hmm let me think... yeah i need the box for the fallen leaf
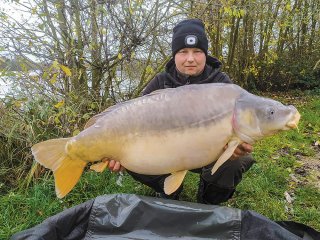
[116,172,124,186]
[284,191,294,204]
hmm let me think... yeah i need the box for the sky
[0,1,27,21]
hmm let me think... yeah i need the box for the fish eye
[268,108,275,115]
[266,108,275,119]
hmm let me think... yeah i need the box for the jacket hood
[163,55,223,87]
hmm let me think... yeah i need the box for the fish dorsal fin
[211,139,241,175]
[145,89,165,96]
[84,114,101,129]
[164,170,188,195]
[84,102,127,129]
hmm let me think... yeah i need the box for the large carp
[32,83,300,198]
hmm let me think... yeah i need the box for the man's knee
[202,154,255,186]
[198,155,256,204]
[224,154,255,171]
[224,155,255,176]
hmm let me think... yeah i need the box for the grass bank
[1,91,319,239]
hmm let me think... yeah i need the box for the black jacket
[143,56,232,95]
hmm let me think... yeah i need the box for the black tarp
[11,194,320,240]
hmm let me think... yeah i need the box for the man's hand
[106,159,125,172]
[225,142,253,160]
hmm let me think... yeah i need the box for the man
[108,19,254,204]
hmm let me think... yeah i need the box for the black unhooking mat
[11,194,320,240]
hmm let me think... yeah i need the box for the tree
[188,0,320,90]
[0,0,183,104]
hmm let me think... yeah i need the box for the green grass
[1,91,320,239]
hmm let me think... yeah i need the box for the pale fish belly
[120,114,234,175]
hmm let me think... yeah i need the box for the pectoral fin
[164,170,188,195]
[90,160,109,173]
[211,139,240,175]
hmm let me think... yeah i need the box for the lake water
[0,78,12,97]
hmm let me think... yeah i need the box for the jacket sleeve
[216,71,233,84]
[142,75,163,95]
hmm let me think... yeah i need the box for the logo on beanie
[185,35,198,46]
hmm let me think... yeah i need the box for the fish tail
[31,138,87,198]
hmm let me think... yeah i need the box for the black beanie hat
[172,19,208,56]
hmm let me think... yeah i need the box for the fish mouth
[286,111,301,129]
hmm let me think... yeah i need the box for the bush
[0,91,106,194]
[254,51,320,91]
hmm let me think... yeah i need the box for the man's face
[174,48,206,76]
